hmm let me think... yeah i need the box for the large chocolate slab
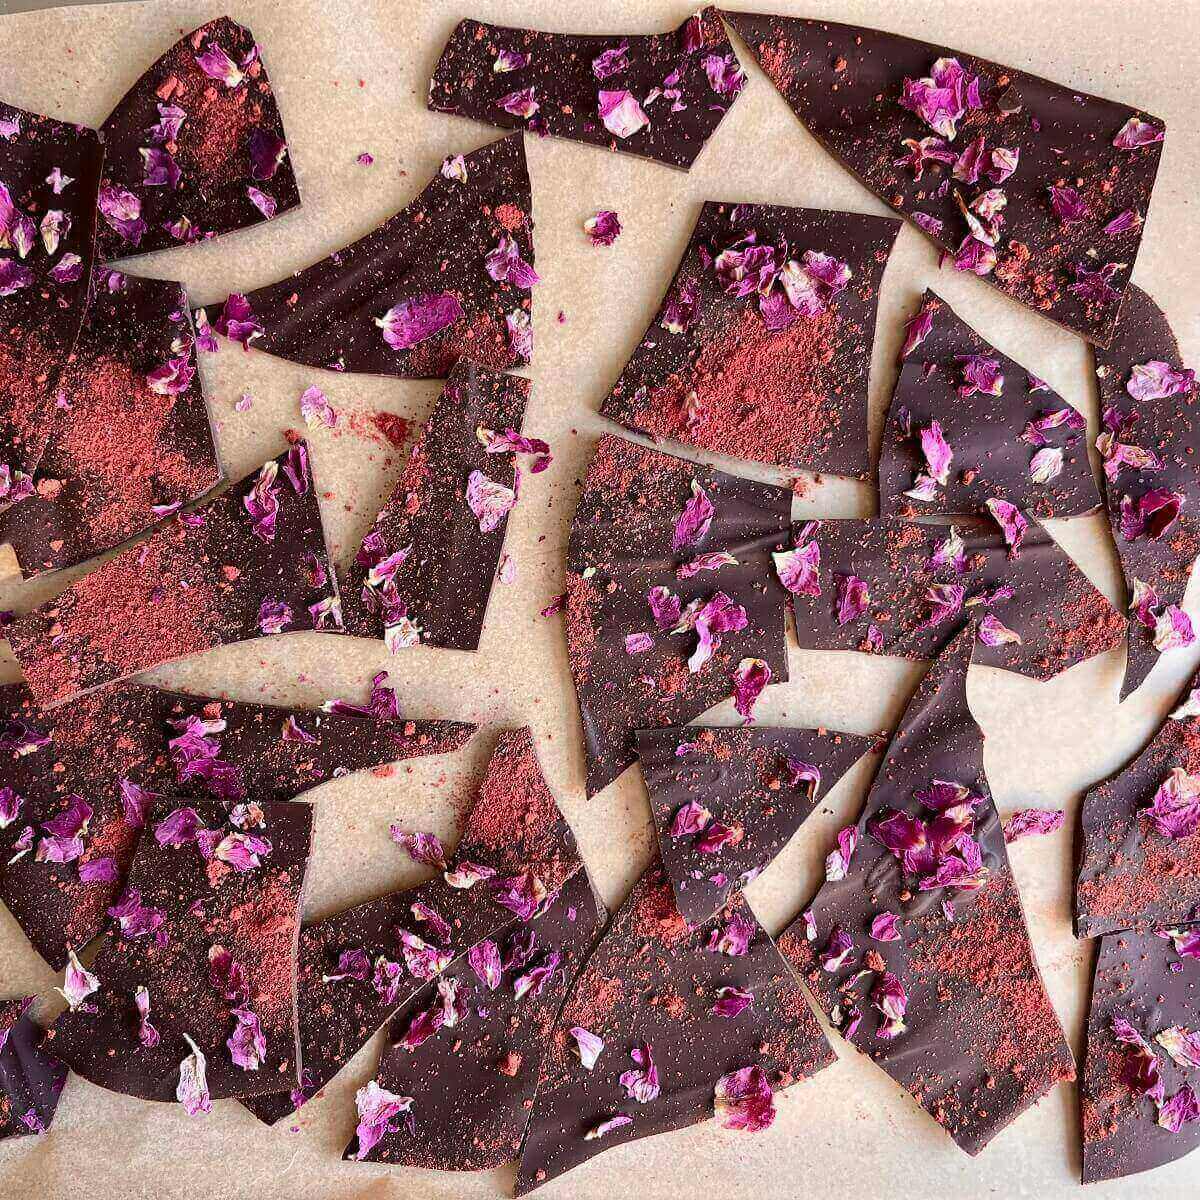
[514,860,833,1194]
[638,724,875,926]
[599,200,898,476]
[724,12,1165,346]
[206,133,532,376]
[428,9,743,171]
[778,626,1075,1154]
[95,17,299,262]
[7,441,339,708]
[340,358,531,651]
[880,291,1100,519]
[0,997,66,1138]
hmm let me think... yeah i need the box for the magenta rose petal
[0,996,67,1139]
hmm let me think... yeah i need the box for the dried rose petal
[585,1114,633,1140]
[570,1026,604,1070]
[498,87,539,119]
[390,829,447,869]
[1157,1084,1200,1133]
[1156,1027,1200,1070]
[227,1006,267,1070]
[376,293,463,351]
[216,293,263,348]
[466,470,517,533]
[1003,807,1064,842]
[669,799,712,839]
[598,89,649,139]
[978,612,1023,647]
[624,632,653,655]
[673,480,714,551]
[352,1080,413,1159]
[468,940,502,990]
[1154,605,1195,653]
[584,210,622,246]
[871,972,907,1039]
[1113,117,1164,150]
[958,355,1003,397]
[177,1034,212,1116]
[56,950,98,1011]
[919,421,953,485]
[834,574,869,625]
[707,914,755,956]
[1029,446,1064,483]
[900,306,935,358]
[713,1064,775,1132]
[985,497,1028,557]
[712,986,754,1018]
[773,541,820,597]
[819,926,854,972]
[107,888,166,939]
[1127,360,1196,402]
[825,825,858,882]
[732,658,771,721]
[870,911,901,942]
[134,985,159,1048]
[1144,768,1200,839]
[619,1043,661,1102]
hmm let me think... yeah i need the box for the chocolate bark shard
[205,133,533,377]
[345,868,605,1169]
[638,724,875,927]
[1081,926,1200,1183]
[723,12,1164,346]
[428,9,744,171]
[241,727,585,1126]
[0,102,104,493]
[95,16,299,263]
[50,795,313,1103]
[1093,284,1200,699]
[0,996,67,1138]
[514,860,833,1194]
[785,516,1123,681]
[7,440,339,709]
[777,626,1075,1155]
[0,270,223,577]
[340,358,532,651]
[599,200,898,476]
[880,290,1100,519]
[0,677,471,970]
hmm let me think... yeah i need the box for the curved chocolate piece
[0,102,103,493]
[206,133,532,377]
[777,626,1075,1154]
[0,996,66,1138]
[599,200,898,475]
[723,12,1165,346]
[514,860,833,1194]
[1093,284,1200,698]
[880,291,1099,519]
[95,17,299,262]
[346,868,605,1169]
[7,441,338,708]
[341,359,532,651]
[428,9,743,171]
[51,795,312,1103]
[1081,926,1200,1182]
[786,516,1123,680]
[638,724,875,926]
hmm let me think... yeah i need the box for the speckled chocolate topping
[95,17,299,263]
[7,440,339,709]
[0,996,66,1138]
[0,270,222,577]
[637,724,875,927]
[428,9,744,171]
[784,516,1123,681]
[205,133,533,377]
[1080,926,1200,1182]
[879,291,1101,519]
[347,868,605,1169]
[723,13,1165,347]
[51,795,313,1103]
[600,200,898,476]
[1092,284,1200,699]
[340,358,532,651]
[514,859,834,1194]
[777,626,1075,1154]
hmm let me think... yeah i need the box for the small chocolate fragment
[778,626,1075,1154]
[0,996,66,1138]
[723,12,1165,346]
[95,16,299,262]
[638,724,874,926]
[428,9,744,171]
[600,200,898,476]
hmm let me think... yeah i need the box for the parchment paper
[0,1,1198,1197]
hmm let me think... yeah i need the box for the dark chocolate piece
[51,795,313,1103]
[723,12,1165,346]
[514,860,833,1194]
[600,200,898,476]
[880,291,1100,519]
[0,996,66,1138]
[8,441,339,708]
[784,515,1123,680]
[638,724,874,926]
[1093,284,1200,698]
[1080,926,1200,1182]
[340,358,532,651]
[205,133,532,376]
[428,9,744,171]
[777,626,1075,1154]
[95,17,299,262]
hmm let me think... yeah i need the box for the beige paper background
[0,0,1198,1196]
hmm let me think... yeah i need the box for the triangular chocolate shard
[95,17,300,262]
[880,291,1100,519]
[205,133,533,377]
[1093,284,1200,699]
[0,996,67,1138]
[514,859,833,1194]
[777,626,1075,1154]
[722,12,1164,346]
[638,724,875,926]
[599,200,899,476]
